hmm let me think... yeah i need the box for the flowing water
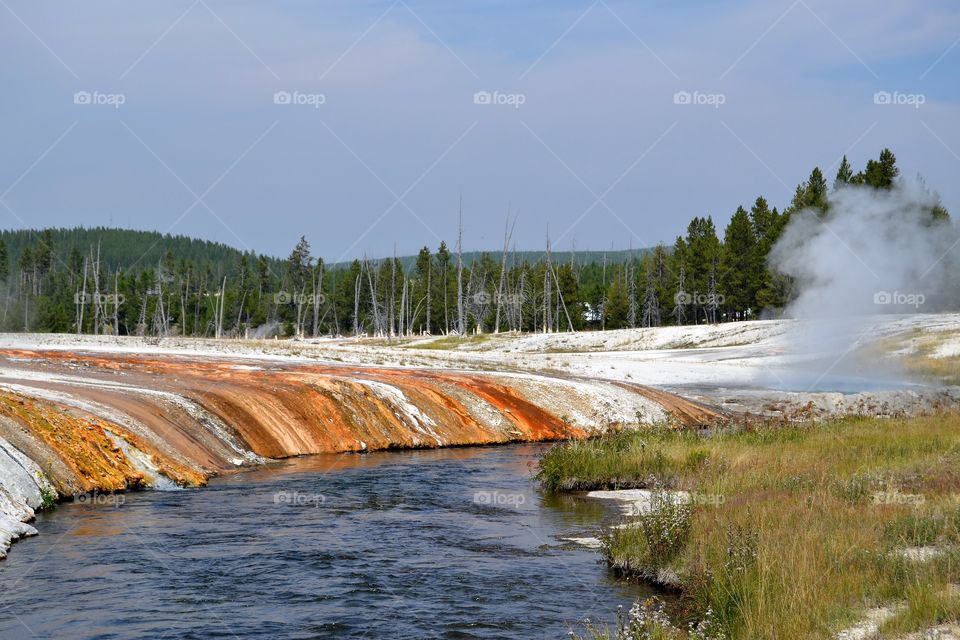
[0,444,650,639]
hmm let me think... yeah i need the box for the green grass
[536,427,702,491]
[545,414,960,639]
[404,333,495,350]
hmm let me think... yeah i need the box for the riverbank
[0,339,707,560]
[542,414,960,639]
[1,314,958,562]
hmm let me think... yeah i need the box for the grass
[536,426,694,491]
[405,333,495,350]
[541,414,960,639]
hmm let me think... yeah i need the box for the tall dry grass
[548,414,960,639]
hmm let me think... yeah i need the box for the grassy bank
[538,415,960,639]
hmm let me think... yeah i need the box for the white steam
[766,179,957,390]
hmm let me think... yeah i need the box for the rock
[586,488,690,516]
[0,436,51,511]
[899,623,960,639]
[899,546,944,562]
[836,604,902,640]
[0,514,38,559]
[562,536,603,549]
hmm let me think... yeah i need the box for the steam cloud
[766,179,958,390]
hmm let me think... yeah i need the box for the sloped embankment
[0,348,721,558]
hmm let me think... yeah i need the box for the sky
[1,0,959,261]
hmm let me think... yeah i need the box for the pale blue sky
[1,0,958,259]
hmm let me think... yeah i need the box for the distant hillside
[0,227,277,272]
[328,248,651,271]
[1,227,648,272]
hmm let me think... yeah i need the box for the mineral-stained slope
[0,347,719,558]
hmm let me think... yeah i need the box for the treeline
[0,149,951,337]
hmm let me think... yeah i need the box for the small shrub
[723,523,758,577]
[639,493,693,567]
[621,598,682,640]
[606,491,692,577]
[39,483,58,510]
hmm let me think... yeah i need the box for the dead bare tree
[456,196,465,336]
[312,262,323,338]
[673,261,688,325]
[542,229,553,333]
[642,262,661,328]
[214,276,226,339]
[76,256,88,335]
[353,270,362,335]
[494,211,516,334]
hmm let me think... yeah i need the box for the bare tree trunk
[113,271,119,335]
[390,251,397,337]
[92,245,101,335]
[312,266,322,337]
[76,256,88,335]
[215,276,226,339]
[456,196,464,336]
[551,263,575,332]
[543,230,552,333]
[494,212,515,334]
[425,263,431,335]
[353,271,361,335]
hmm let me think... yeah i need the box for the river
[0,444,650,639]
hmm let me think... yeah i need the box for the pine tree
[0,240,8,282]
[834,155,853,188]
[684,217,720,322]
[414,246,432,333]
[604,274,629,330]
[791,167,828,212]
[720,206,756,319]
[855,148,899,189]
